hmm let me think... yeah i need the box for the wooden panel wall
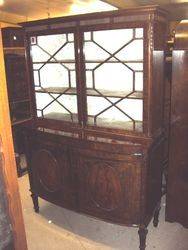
[166,21,188,228]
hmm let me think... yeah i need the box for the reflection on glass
[92,29,133,53]
[55,43,75,61]
[135,72,143,91]
[95,63,133,92]
[31,45,50,62]
[40,63,69,88]
[36,93,78,122]
[37,34,67,55]
[116,40,143,61]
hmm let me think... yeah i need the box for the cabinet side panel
[145,137,164,221]
[150,20,168,136]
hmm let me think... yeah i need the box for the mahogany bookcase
[21,6,168,250]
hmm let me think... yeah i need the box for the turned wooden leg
[31,193,39,213]
[153,206,161,227]
[138,225,148,250]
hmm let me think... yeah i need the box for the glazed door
[72,148,143,225]
[82,27,144,133]
[29,31,81,125]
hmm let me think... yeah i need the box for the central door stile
[75,28,87,138]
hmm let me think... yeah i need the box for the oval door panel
[32,149,62,192]
[87,161,123,211]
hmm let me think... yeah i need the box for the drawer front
[29,138,76,209]
[72,148,143,225]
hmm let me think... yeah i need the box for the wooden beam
[101,1,188,21]
[162,3,188,21]
[0,10,26,24]
[0,23,27,250]
[100,0,138,9]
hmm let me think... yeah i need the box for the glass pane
[87,96,143,131]
[37,34,67,55]
[70,71,76,87]
[33,71,40,86]
[55,43,75,61]
[116,40,143,61]
[36,93,78,122]
[35,92,53,110]
[84,32,91,41]
[40,63,69,88]
[84,42,109,61]
[58,95,78,115]
[87,96,111,116]
[135,72,143,91]
[95,63,133,92]
[135,28,143,38]
[31,45,50,62]
[117,99,143,121]
[93,29,133,53]
[86,71,93,88]
[33,63,43,70]
[126,63,143,71]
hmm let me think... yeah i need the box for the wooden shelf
[88,116,142,131]
[4,47,25,50]
[35,87,77,95]
[42,112,78,123]
[87,89,143,99]
[35,87,143,99]
[33,60,143,64]
[3,47,25,55]
[39,112,142,131]
[10,98,30,104]
[12,117,32,126]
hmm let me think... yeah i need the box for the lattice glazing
[30,33,78,123]
[84,28,144,131]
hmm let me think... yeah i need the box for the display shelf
[33,60,143,64]
[87,89,143,99]
[12,117,32,126]
[3,47,25,55]
[85,60,143,63]
[88,116,142,131]
[10,98,30,104]
[35,87,77,95]
[35,87,143,99]
[42,112,78,122]
[40,112,142,131]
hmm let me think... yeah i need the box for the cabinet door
[29,137,75,209]
[29,32,80,124]
[82,27,144,133]
[72,148,143,225]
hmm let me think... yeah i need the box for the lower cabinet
[27,132,145,225]
[25,130,164,250]
[72,148,142,225]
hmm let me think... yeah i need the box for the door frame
[0,24,27,250]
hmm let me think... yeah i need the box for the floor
[18,175,188,250]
